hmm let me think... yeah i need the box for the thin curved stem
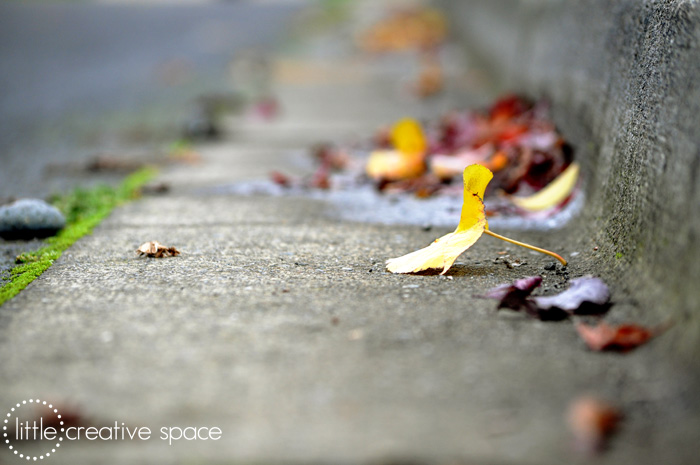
[484,229,567,266]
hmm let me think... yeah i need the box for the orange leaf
[366,150,425,181]
[575,322,661,352]
[366,118,429,181]
[567,395,621,453]
[484,150,509,172]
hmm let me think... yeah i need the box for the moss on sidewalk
[0,168,156,306]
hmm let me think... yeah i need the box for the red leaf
[309,164,331,189]
[575,322,662,352]
[488,94,530,121]
[270,171,292,187]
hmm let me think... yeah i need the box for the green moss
[615,252,624,260]
[0,168,156,306]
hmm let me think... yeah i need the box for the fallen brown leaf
[270,170,293,187]
[567,395,621,454]
[136,241,180,258]
[314,143,350,171]
[575,321,668,352]
[5,401,88,441]
[86,155,146,173]
[379,174,444,198]
[139,182,171,195]
[309,164,331,189]
[413,57,444,98]
[38,403,86,431]
[168,147,202,164]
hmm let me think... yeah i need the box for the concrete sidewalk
[1,12,699,465]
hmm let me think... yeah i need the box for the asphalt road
[0,1,302,198]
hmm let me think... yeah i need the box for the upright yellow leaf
[458,163,492,232]
[386,164,493,274]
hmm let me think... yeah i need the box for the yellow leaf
[510,162,580,211]
[391,118,427,155]
[385,226,485,274]
[386,164,493,274]
[366,149,425,181]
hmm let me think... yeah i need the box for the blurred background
[0,1,305,198]
[1,0,479,199]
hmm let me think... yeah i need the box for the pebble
[544,262,557,271]
[0,199,66,240]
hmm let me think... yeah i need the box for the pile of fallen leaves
[272,95,579,218]
[369,95,576,204]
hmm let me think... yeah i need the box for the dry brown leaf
[5,401,89,441]
[140,182,171,195]
[169,147,202,164]
[413,59,444,98]
[575,321,667,352]
[136,241,180,258]
[86,155,146,173]
[567,395,621,454]
[270,170,293,187]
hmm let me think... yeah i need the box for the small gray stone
[0,199,66,240]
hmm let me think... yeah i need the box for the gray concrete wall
[443,0,700,358]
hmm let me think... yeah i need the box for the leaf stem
[484,229,567,266]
